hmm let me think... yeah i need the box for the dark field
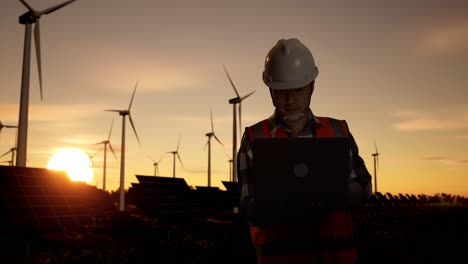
[2,166,468,263]
[3,205,468,264]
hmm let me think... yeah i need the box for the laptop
[252,137,350,224]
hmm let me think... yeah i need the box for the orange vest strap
[316,117,335,137]
[248,120,271,144]
[320,211,354,238]
[316,117,349,138]
[262,120,272,138]
[273,127,288,137]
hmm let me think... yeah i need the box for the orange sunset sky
[1,0,467,196]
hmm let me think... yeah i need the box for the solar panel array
[0,165,108,234]
[128,175,203,220]
[193,186,229,212]
[128,176,244,220]
[222,181,241,209]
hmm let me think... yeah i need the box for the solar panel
[129,175,202,220]
[0,165,110,234]
[222,181,241,208]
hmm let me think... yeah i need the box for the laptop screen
[252,137,350,217]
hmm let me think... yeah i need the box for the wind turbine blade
[210,106,214,132]
[34,21,43,101]
[41,0,76,15]
[108,118,114,140]
[128,81,138,111]
[176,135,181,151]
[222,64,240,97]
[240,91,255,101]
[128,115,141,146]
[108,143,117,160]
[105,109,122,113]
[90,149,102,158]
[177,153,184,168]
[214,134,224,147]
[374,140,378,153]
[19,0,34,12]
[157,155,165,163]
[146,154,154,162]
[203,140,208,150]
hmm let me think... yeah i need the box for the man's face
[270,84,313,119]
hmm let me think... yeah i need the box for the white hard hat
[262,38,319,90]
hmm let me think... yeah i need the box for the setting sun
[47,148,94,184]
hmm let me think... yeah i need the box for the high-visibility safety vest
[246,116,357,264]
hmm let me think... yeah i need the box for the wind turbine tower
[223,65,255,182]
[225,154,233,182]
[371,141,380,193]
[167,136,183,178]
[106,82,141,211]
[15,0,77,167]
[95,119,117,191]
[204,107,224,187]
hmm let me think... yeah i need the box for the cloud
[421,156,468,165]
[456,134,468,139]
[391,105,468,132]
[88,51,208,93]
[420,19,468,55]
[0,103,112,122]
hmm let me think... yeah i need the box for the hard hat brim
[263,67,318,90]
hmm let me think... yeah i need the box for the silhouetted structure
[0,165,113,255]
[222,181,241,209]
[128,175,202,222]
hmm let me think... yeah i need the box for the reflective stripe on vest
[246,116,356,263]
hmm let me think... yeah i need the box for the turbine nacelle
[19,11,40,24]
[119,110,131,116]
[229,97,241,104]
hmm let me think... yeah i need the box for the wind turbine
[15,0,77,167]
[204,106,224,187]
[0,121,18,145]
[1,147,17,167]
[94,119,117,191]
[371,141,380,193]
[148,155,165,176]
[86,149,101,165]
[225,153,233,182]
[223,64,255,183]
[167,135,183,178]
[105,81,141,211]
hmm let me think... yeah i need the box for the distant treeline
[369,192,468,207]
